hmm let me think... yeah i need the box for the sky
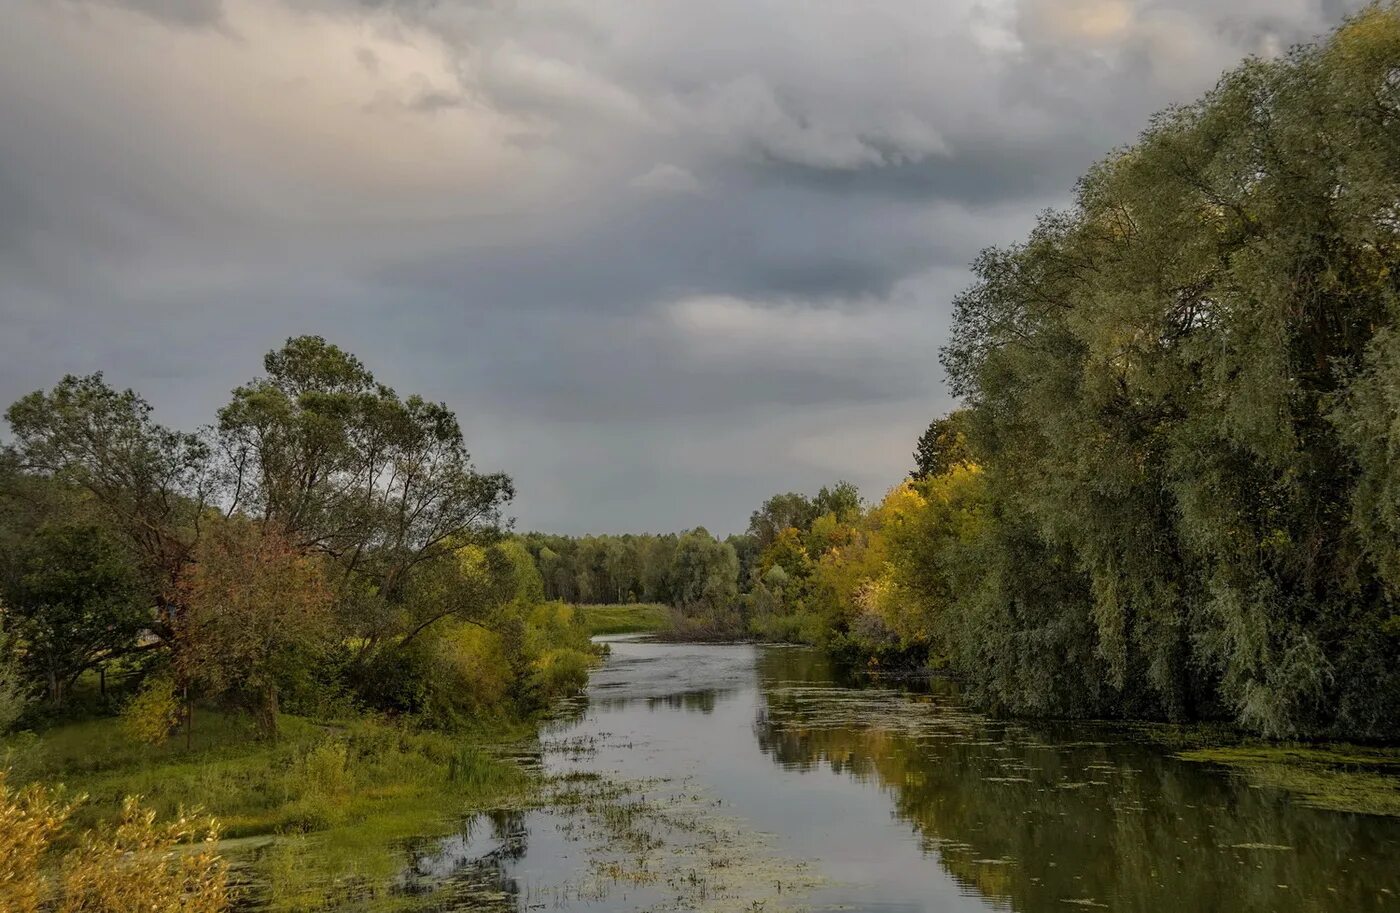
[0,0,1365,534]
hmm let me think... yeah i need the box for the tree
[747,493,815,552]
[4,375,212,641]
[811,481,862,523]
[389,543,518,653]
[1,523,148,706]
[214,337,516,682]
[0,615,29,733]
[216,336,514,605]
[938,4,1400,737]
[911,411,972,479]
[177,519,334,737]
[669,529,739,616]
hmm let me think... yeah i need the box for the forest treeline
[532,7,1400,741]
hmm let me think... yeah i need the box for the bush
[530,648,592,701]
[0,774,228,913]
[0,638,29,735]
[120,676,182,746]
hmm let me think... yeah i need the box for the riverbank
[2,710,542,911]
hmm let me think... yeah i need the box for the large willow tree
[943,5,1400,737]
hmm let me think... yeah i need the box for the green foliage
[0,618,29,734]
[0,336,555,736]
[0,521,148,706]
[667,528,741,634]
[930,4,1400,737]
[911,410,972,479]
[3,710,532,912]
[521,532,678,605]
[3,374,210,635]
[735,8,1400,742]
[530,647,593,699]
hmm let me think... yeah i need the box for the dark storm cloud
[0,0,1371,533]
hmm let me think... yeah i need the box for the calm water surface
[420,638,1400,912]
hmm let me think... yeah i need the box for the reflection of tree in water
[647,688,722,713]
[396,809,529,912]
[586,687,738,714]
[753,648,1400,913]
[541,692,591,734]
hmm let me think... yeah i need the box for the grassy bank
[574,603,672,636]
[3,710,538,911]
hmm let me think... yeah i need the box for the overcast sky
[0,0,1364,534]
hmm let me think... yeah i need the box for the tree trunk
[260,684,280,741]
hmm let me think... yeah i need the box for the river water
[415,638,1400,912]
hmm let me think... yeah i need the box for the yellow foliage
[120,676,183,747]
[58,797,228,913]
[433,621,512,714]
[1326,2,1400,71]
[0,775,74,913]
[0,774,228,913]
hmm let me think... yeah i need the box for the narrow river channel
[412,638,1400,912]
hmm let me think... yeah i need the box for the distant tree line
[518,529,744,636]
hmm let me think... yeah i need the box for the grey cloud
[0,0,1372,532]
[68,0,225,27]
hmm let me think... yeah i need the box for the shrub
[120,676,183,746]
[0,775,72,913]
[0,627,29,734]
[530,648,592,701]
[58,797,228,913]
[0,774,228,913]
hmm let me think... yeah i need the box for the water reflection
[396,811,528,911]
[589,688,738,714]
[753,647,1400,912]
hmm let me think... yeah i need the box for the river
[410,637,1400,912]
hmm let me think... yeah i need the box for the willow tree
[943,5,1400,737]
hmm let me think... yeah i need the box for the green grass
[573,603,673,636]
[3,711,538,911]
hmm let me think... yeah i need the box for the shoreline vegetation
[5,710,541,912]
